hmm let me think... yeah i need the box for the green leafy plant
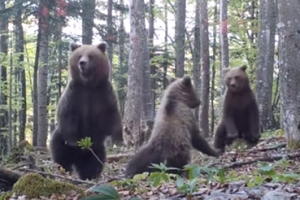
[148,163,177,187]
[80,184,120,200]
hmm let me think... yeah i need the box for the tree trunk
[256,0,276,131]
[277,0,300,150]
[220,0,229,95]
[174,0,186,77]
[148,0,156,111]
[82,0,95,44]
[116,0,128,117]
[211,1,218,133]
[37,0,50,147]
[123,0,146,148]
[14,1,26,142]
[199,0,210,137]
[107,0,113,80]
[0,0,8,153]
[193,0,201,123]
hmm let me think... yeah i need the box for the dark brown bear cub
[50,42,123,180]
[213,65,260,154]
[125,75,219,178]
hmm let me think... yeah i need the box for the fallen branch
[18,168,97,186]
[226,143,287,155]
[248,143,286,153]
[107,152,134,162]
[223,151,300,169]
[0,167,22,190]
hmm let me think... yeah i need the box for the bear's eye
[234,76,239,79]
[88,55,93,60]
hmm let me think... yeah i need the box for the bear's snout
[230,83,237,88]
[79,60,87,70]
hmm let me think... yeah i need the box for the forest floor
[1,131,300,200]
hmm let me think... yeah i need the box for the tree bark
[193,0,201,123]
[106,0,113,80]
[199,0,210,137]
[123,0,146,147]
[148,0,156,112]
[256,0,276,131]
[82,0,95,44]
[14,1,26,142]
[277,0,300,149]
[0,0,9,153]
[37,0,50,147]
[116,0,128,117]
[220,0,229,95]
[175,0,186,77]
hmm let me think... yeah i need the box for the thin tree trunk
[199,0,210,137]
[107,0,113,80]
[193,0,201,122]
[116,0,127,117]
[0,0,9,153]
[148,0,156,111]
[14,1,26,142]
[174,0,186,77]
[211,1,218,133]
[220,0,229,94]
[82,0,95,44]
[37,0,50,147]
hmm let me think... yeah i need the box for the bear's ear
[239,65,247,71]
[182,75,192,87]
[222,67,230,75]
[97,42,107,53]
[70,43,81,52]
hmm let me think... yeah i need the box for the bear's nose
[79,61,87,70]
[230,83,236,88]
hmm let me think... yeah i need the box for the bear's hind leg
[74,144,106,180]
[50,129,74,172]
[125,145,163,178]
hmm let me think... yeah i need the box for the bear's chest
[79,88,111,122]
[225,92,253,111]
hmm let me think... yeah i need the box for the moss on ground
[6,173,85,199]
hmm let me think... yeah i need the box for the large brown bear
[50,42,123,180]
[125,75,220,178]
[213,65,261,154]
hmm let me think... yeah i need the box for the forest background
[0,0,299,154]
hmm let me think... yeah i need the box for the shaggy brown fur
[125,75,219,178]
[50,43,123,180]
[213,65,260,154]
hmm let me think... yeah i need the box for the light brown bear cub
[125,75,219,178]
[213,65,261,154]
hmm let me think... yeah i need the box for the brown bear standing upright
[125,75,219,178]
[213,65,261,154]
[50,42,123,180]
